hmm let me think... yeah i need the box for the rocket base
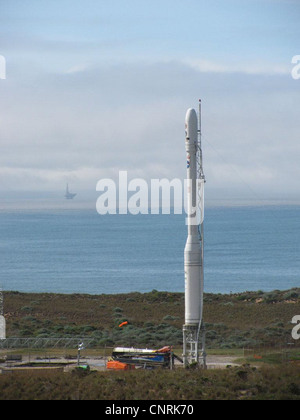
[183,322,206,368]
[0,316,6,340]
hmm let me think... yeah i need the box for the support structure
[183,322,206,367]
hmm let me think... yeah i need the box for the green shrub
[283,290,299,300]
[113,307,123,312]
[163,315,179,321]
[21,306,33,312]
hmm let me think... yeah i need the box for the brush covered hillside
[0,364,299,400]
[3,288,300,350]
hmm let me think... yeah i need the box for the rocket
[184,108,203,327]
[183,105,206,367]
[0,288,5,340]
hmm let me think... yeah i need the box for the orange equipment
[106,360,135,370]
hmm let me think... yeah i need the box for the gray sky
[0,0,299,207]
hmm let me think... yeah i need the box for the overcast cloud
[0,0,299,207]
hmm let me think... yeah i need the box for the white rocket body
[0,316,6,340]
[184,108,203,327]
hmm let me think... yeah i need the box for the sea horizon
[0,204,299,296]
[1,196,300,212]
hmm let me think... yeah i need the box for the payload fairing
[183,103,206,368]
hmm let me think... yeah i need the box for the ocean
[0,206,299,295]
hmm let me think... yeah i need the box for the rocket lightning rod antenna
[198,99,205,181]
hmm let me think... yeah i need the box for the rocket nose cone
[185,108,198,140]
[185,108,197,125]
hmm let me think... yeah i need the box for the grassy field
[0,363,299,400]
[3,288,300,349]
[1,288,299,400]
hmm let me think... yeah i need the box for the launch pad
[183,323,206,368]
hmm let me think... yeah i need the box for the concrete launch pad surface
[0,353,241,373]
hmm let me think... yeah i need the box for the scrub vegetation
[0,364,299,400]
[3,288,300,349]
[1,289,299,400]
